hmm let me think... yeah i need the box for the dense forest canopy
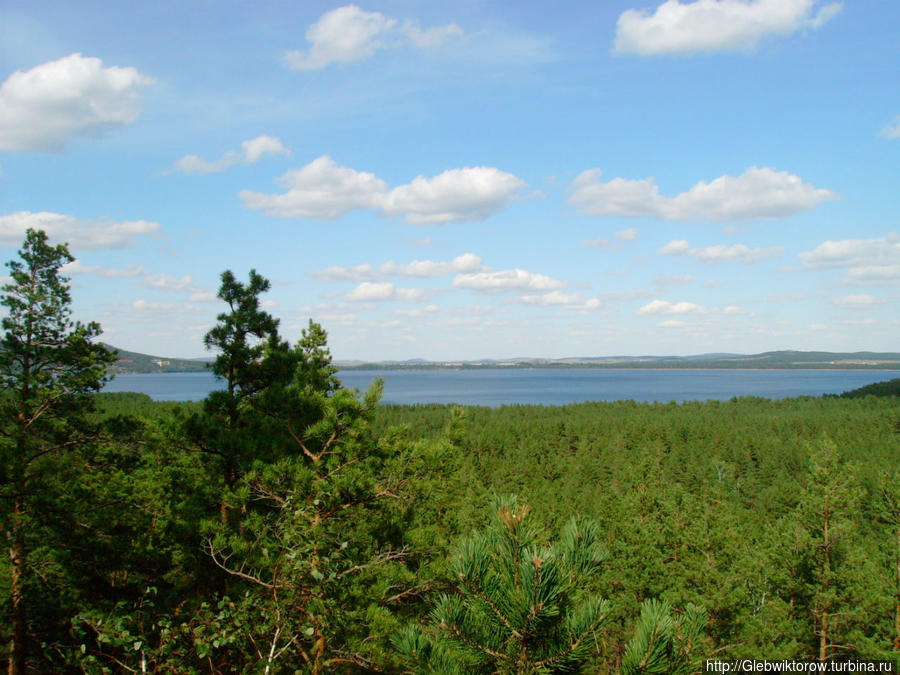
[2,230,899,673]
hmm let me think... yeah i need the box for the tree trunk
[7,498,27,675]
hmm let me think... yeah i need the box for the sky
[1,0,898,361]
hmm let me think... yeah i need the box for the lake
[101,369,900,406]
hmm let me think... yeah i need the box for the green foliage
[399,496,611,674]
[621,599,707,674]
[839,378,900,398]
[0,229,116,673]
[5,250,900,672]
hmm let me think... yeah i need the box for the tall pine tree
[0,229,114,675]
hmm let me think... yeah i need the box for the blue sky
[1,0,898,360]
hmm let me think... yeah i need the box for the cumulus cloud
[132,300,198,314]
[174,135,289,174]
[614,0,842,56]
[61,260,144,278]
[832,294,885,307]
[394,304,440,317]
[0,211,160,250]
[242,136,290,163]
[0,53,154,152]
[453,269,565,292]
[241,156,525,224]
[381,167,525,225]
[637,299,709,315]
[284,5,463,71]
[659,239,784,263]
[569,166,837,222]
[519,291,584,306]
[141,274,203,293]
[240,155,387,220]
[799,234,900,284]
[583,228,639,251]
[313,253,484,282]
[174,152,239,174]
[346,281,425,302]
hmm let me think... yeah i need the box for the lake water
[101,369,900,406]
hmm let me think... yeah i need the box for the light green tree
[397,496,611,674]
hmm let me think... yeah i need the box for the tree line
[2,229,899,673]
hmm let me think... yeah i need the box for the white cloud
[283,5,463,71]
[517,291,614,312]
[569,166,836,221]
[520,290,584,306]
[62,259,144,278]
[141,274,202,292]
[241,156,525,224]
[346,281,425,302]
[381,167,526,224]
[174,135,289,174]
[660,239,691,255]
[583,228,638,251]
[453,269,565,292]
[0,53,154,152]
[394,304,440,317]
[401,20,464,48]
[799,234,900,284]
[380,252,485,277]
[132,300,197,314]
[845,266,900,285]
[614,0,842,56]
[0,211,160,250]
[880,117,900,140]
[637,299,709,315]
[312,253,484,282]
[311,263,376,282]
[832,294,885,307]
[240,155,386,219]
[242,136,290,163]
[660,239,784,263]
[799,234,900,268]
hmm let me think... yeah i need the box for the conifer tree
[184,269,288,523]
[621,599,707,674]
[0,229,114,675]
[397,496,611,674]
[794,436,863,662]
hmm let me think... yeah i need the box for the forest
[3,229,900,674]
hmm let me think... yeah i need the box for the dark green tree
[186,269,288,523]
[0,229,115,674]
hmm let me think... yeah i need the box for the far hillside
[107,345,209,374]
[106,346,900,373]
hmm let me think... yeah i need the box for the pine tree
[0,229,115,675]
[621,599,707,674]
[794,436,864,662]
[397,496,611,674]
[184,269,288,523]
